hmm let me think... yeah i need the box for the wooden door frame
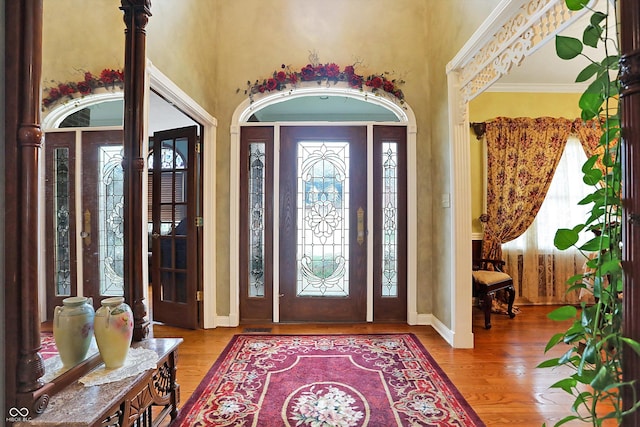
[231,89,418,326]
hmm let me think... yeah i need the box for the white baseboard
[413,313,432,326]
[429,314,455,346]
[212,315,236,328]
[211,312,463,348]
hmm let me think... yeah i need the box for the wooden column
[620,0,640,424]
[6,0,53,415]
[120,0,152,342]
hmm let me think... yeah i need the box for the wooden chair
[472,258,516,329]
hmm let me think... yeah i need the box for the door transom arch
[230,83,418,324]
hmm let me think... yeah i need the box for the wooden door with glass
[45,129,125,316]
[238,125,406,323]
[149,125,200,329]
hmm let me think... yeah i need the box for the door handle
[357,207,365,246]
[152,232,160,239]
[81,209,91,246]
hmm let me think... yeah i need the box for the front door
[149,126,200,329]
[45,129,125,317]
[279,126,367,322]
[238,125,406,323]
[81,130,126,304]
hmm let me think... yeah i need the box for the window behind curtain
[503,136,596,304]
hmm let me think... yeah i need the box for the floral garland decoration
[42,68,124,108]
[241,56,405,104]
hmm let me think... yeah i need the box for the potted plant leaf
[538,1,640,425]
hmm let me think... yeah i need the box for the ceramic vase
[93,296,134,369]
[53,296,95,368]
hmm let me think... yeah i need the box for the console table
[17,338,182,427]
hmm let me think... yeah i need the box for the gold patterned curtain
[573,118,608,175]
[482,117,573,260]
[502,136,596,305]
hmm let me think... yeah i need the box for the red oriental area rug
[173,334,485,426]
[40,332,59,360]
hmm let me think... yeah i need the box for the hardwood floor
[151,305,590,427]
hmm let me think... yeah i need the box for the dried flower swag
[42,68,124,108]
[240,54,405,104]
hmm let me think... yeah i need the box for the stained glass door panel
[45,132,78,319]
[81,130,125,308]
[279,126,367,322]
[239,127,274,322]
[373,126,407,322]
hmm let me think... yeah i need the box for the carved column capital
[120,0,152,24]
[120,0,152,13]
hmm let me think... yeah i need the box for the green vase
[93,296,133,369]
[53,296,95,368]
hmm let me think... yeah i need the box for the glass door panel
[45,132,78,319]
[373,126,407,321]
[81,130,125,308]
[297,142,350,297]
[239,127,273,322]
[279,126,366,322]
[97,144,125,296]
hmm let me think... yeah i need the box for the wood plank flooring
[151,305,594,427]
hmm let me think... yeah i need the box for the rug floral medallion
[174,334,485,427]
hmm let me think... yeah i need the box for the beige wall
[146,1,218,114]
[42,1,124,85]
[423,0,502,324]
[42,0,502,328]
[469,92,582,234]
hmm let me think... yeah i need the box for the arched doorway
[230,84,418,324]
[40,65,217,329]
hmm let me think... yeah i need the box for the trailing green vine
[539,1,640,425]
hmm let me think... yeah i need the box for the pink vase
[93,297,133,369]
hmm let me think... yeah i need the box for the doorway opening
[41,76,214,330]
[231,84,417,324]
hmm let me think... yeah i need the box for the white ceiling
[148,90,197,134]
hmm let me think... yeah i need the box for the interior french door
[149,125,200,329]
